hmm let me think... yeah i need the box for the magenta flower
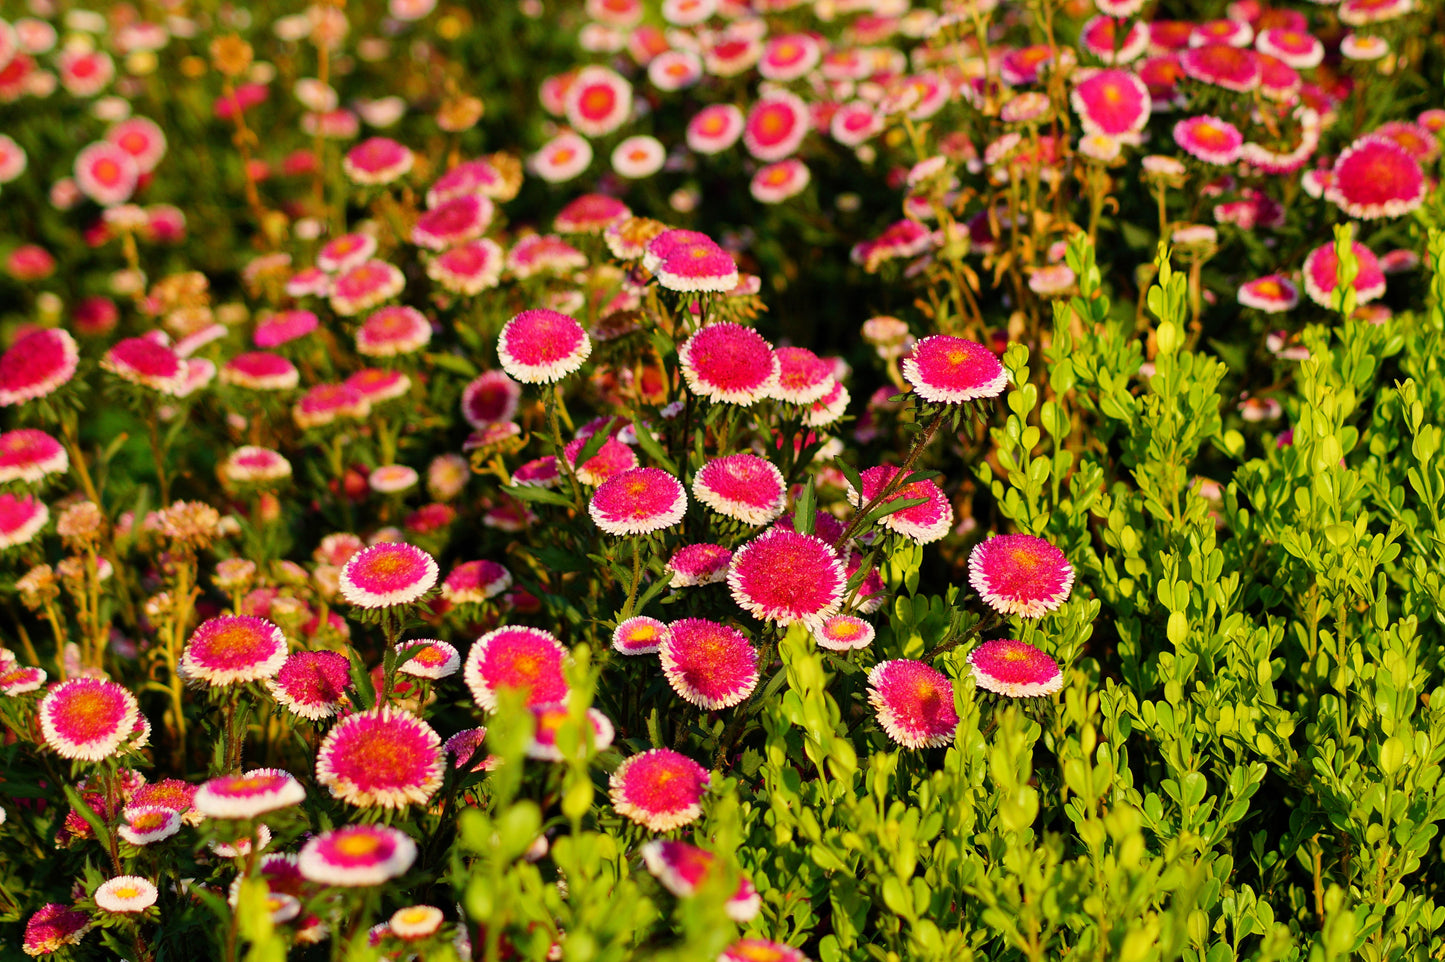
[298,825,417,887]
[678,323,779,404]
[338,543,439,608]
[659,618,758,709]
[180,615,288,687]
[968,639,1064,698]
[316,708,443,810]
[609,748,710,831]
[39,678,140,761]
[867,660,958,749]
[464,626,569,710]
[692,454,786,526]
[0,329,78,406]
[728,529,846,627]
[497,309,592,384]
[968,534,1075,618]
[902,335,1007,404]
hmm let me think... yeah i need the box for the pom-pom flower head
[528,703,615,761]
[180,615,288,687]
[343,136,414,185]
[678,323,779,404]
[1326,135,1426,220]
[1303,240,1386,308]
[668,543,733,586]
[299,825,417,887]
[465,626,569,710]
[1070,69,1151,137]
[194,769,306,819]
[644,229,740,294]
[641,840,760,922]
[40,678,140,761]
[396,639,461,680]
[94,876,158,914]
[902,335,1007,404]
[867,660,959,749]
[497,309,592,384]
[316,709,444,810]
[1173,115,1244,165]
[849,465,953,545]
[1238,275,1300,313]
[727,529,846,627]
[609,748,710,831]
[0,429,68,483]
[814,614,875,652]
[968,534,1075,618]
[267,650,353,720]
[743,90,810,162]
[0,328,79,406]
[659,618,758,709]
[968,638,1064,697]
[23,904,93,955]
[102,338,187,394]
[412,194,494,250]
[565,65,633,137]
[613,616,670,655]
[0,493,48,549]
[338,543,439,608]
[687,104,745,155]
[589,467,688,536]
[692,454,787,526]
[356,306,432,357]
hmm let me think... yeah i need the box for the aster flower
[589,467,688,536]
[267,650,353,721]
[0,328,79,406]
[444,727,493,773]
[497,309,592,384]
[566,435,638,485]
[1173,116,1244,165]
[370,465,419,495]
[564,65,633,137]
[74,141,138,206]
[610,748,710,831]
[343,136,414,185]
[180,615,288,686]
[613,616,670,655]
[668,543,733,587]
[356,306,432,357]
[442,560,512,604]
[194,769,306,819]
[298,825,417,886]
[461,371,521,429]
[720,940,808,962]
[396,639,461,679]
[770,347,835,406]
[660,618,758,709]
[867,660,959,749]
[528,703,615,761]
[1303,240,1386,308]
[1079,16,1149,63]
[1326,135,1426,220]
[507,234,588,277]
[902,335,1007,405]
[316,708,444,810]
[644,230,740,294]
[390,905,445,941]
[743,91,810,162]
[1238,275,1300,313]
[968,534,1075,618]
[465,626,569,710]
[848,465,953,545]
[687,104,745,155]
[814,614,875,652]
[412,195,494,251]
[428,238,504,295]
[128,779,198,822]
[0,429,68,484]
[693,455,787,526]
[93,875,158,914]
[317,235,378,274]
[39,678,140,761]
[338,542,439,608]
[1181,44,1261,92]
[22,904,92,956]
[1071,69,1151,136]
[612,135,666,179]
[640,840,760,922]
[117,805,182,846]
[728,529,846,627]
[330,260,406,316]
[1,663,47,694]
[968,638,1064,697]
[530,131,593,184]
[222,352,300,391]
[678,323,779,404]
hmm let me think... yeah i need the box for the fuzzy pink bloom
[1,663,47,694]
[687,103,746,155]
[968,534,1075,617]
[317,234,378,274]
[769,347,834,405]
[330,260,405,316]
[412,194,494,250]
[397,639,461,680]
[195,769,306,819]
[497,309,592,384]
[850,465,953,545]
[1079,16,1148,63]
[1071,69,1151,137]
[465,626,569,710]
[1255,28,1323,69]
[339,543,439,608]
[565,65,633,137]
[814,614,875,652]
[831,101,883,146]
[74,141,138,206]
[743,90,810,162]
[316,709,443,810]
[106,116,167,173]
[668,543,733,587]
[968,638,1064,697]
[294,384,370,429]
[759,33,821,81]
[1373,121,1440,164]
[39,678,140,761]
[223,352,300,392]
[589,466,688,536]
[102,337,185,394]
[613,616,670,655]
[23,904,93,954]
[343,137,414,185]
[0,429,67,483]
[902,335,1007,404]
[610,748,710,830]
[347,368,411,404]
[117,805,182,845]
[0,328,78,406]
[1238,275,1299,313]
[566,435,638,485]
[693,454,787,525]
[461,370,521,428]
[1173,115,1244,165]
[1326,135,1426,220]
[0,492,46,548]
[530,131,593,184]
[644,229,740,294]
[181,615,287,687]
[728,529,846,627]
[356,305,432,357]
[267,650,353,721]
[867,659,958,748]
[442,560,512,604]
[299,824,417,886]
[428,237,504,294]
[1303,240,1386,308]
[640,840,760,922]
[426,158,505,207]
[678,323,778,404]
[554,194,630,234]
[527,703,614,761]
[1181,43,1261,91]
[660,618,758,709]
[254,309,319,348]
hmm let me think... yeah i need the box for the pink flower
[867,660,958,748]
[967,638,1064,697]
